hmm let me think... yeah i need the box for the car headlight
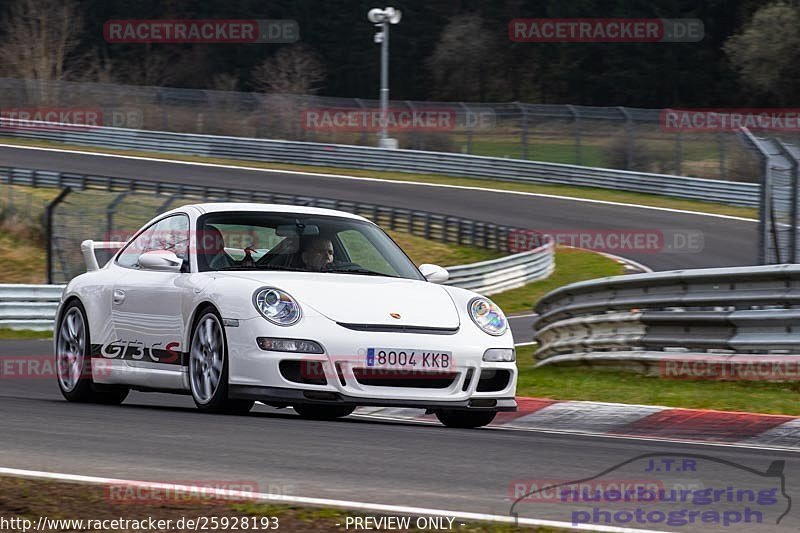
[253,288,301,326]
[468,297,507,336]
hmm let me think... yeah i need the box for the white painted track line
[0,467,666,533]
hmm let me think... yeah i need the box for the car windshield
[196,211,424,280]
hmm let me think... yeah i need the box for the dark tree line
[0,0,795,107]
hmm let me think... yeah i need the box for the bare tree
[252,44,326,95]
[119,48,180,87]
[724,2,800,105]
[426,14,498,102]
[0,0,84,101]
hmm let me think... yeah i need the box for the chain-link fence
[739,129,800,264]
[0,77,769,182]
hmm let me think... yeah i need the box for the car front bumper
[225,313,518,411]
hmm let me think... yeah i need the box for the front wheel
[293,404,355,420]
[189,308,251,414]
[435,410,496,429]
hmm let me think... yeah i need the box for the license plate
[366,348,452,369]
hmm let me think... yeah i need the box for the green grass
[465,138,607,167]
[388,230,502,267]
[515,346,800,415]
[491,247,625,315]
[0,328,51,339]
[0,138,757,219]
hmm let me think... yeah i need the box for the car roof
[165,202,371,222]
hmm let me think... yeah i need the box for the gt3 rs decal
[91,340,184,365]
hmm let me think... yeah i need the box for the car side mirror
[138,250,183,272]
[419,263,449,284]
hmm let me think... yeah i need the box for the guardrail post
[46,187,72,284]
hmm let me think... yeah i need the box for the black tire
[188,306,251,414]
[293,404,355,420]
[435,410,496,429]
[55,300,128,405]
[226,399,255,415]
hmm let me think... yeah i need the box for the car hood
[218,272,460,328]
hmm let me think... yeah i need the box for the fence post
[777,140,799,263]
[517,102,528,160]
[105,192,129,242]
[739,128,771,264]
[460,102,473,155]
[46,187,72,284]
[718,131,727,181]
[619,107,633,170]
[566,105,581,165]
[354,98,368,146]
[674,130,683,176]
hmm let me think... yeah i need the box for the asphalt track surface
[0,145,779,531]
[1,340,799,532]
[0,144,758,271]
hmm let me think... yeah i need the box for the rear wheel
[56,301,128,405]
[435,410,496,429]
[189,308,253,415]
[293,404,355,420]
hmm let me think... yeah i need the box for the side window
[338,229,399,276]
[150,215,190,261]
[116,215,189,269]
[116,223,157,268]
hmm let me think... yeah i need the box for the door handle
[112,289,126,305]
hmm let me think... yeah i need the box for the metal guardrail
[533,264,800,378]
[0,284,64,330]
[0,121,760,207]
[445,240,554,295]
[0,241,554,330]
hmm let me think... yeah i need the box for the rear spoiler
[81,240,126,271]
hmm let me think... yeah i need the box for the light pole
[367,7,402,149]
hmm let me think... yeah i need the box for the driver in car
[300,236,334,271]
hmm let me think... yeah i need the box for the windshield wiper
[216,264,306,272]
[325,266,397,277]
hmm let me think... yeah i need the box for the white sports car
[54,203,517,428]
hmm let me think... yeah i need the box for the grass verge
[492,247,625,315]
[515,345,800,416]
[0,137,757,219]
[0,476,556,532]
[0,328,51,339]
